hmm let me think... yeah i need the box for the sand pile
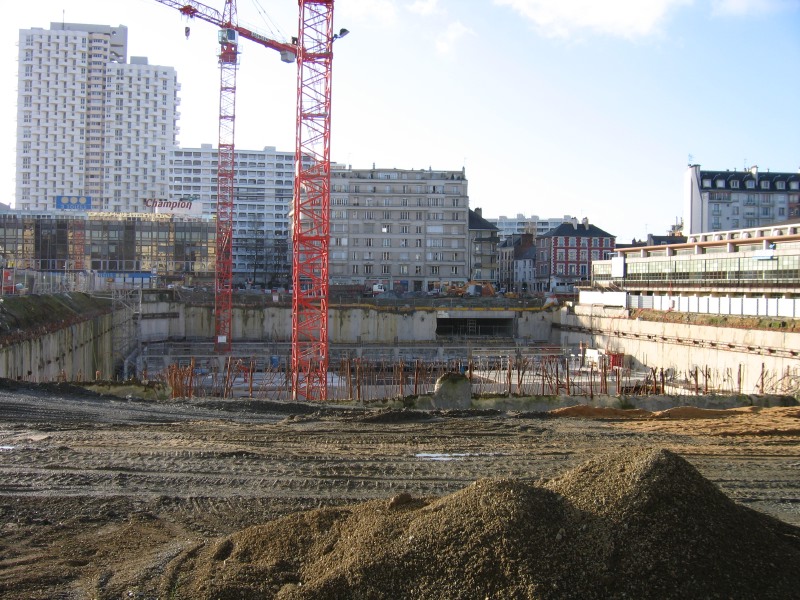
[163,448,800,599]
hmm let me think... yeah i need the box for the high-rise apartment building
[488,214,576,241]
[16,23,179,212]
[328,165,470,292]
[171,144,305,288]
[684,165,800,234]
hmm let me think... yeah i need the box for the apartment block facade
[684,165,800,234]
[328,166,470,292]
[498,233,538,293]
[488,213,576,241]
[468,208,500,284]
[171,144,302,288]
[16,23,179,213]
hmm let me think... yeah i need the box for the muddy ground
[0,381,798,599]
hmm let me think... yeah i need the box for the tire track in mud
[1,392,798,526]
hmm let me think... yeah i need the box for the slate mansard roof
[697,168,800,189]
[538,221,615,239]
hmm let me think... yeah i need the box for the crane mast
[292,0,334,401]
[153,0,294,355]
[214,0,237,353]
[154,0,337,400]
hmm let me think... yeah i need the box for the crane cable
[249,0,288,43]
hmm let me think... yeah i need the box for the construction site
[2,0,799,597]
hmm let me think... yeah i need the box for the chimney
[475,207,482,218]
[581,217,589,230]
[750,165,758,181]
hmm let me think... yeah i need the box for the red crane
[291,1,339,402]
[154,0,295,355]
[154,1,339,400]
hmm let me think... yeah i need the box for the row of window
[549,237,612,247]
[702,177,799,191]
[331,238,464,249]
[595,255,800,284]
[333,264,460,276]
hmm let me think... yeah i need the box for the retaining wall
[140,302,552,344]
[557,304,800,395]
[0,312,116,381]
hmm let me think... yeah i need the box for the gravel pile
[168,447,800,599]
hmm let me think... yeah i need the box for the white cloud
[435,21,475,54]
[711,0,795,16]
[494,0,692,39]
[408,0,443,16]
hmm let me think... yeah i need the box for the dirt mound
[549,404,651,418]
[161,448,800,599]
[652,406,738,419]
[355,408,434,424]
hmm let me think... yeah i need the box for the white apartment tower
[16,23,179,212]
[488,214,576,241]
[171,144,304,287]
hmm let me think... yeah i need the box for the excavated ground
[0,380,798,599]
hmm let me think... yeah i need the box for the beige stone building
[328,166,470,293]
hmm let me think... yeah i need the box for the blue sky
[3,0,799,242]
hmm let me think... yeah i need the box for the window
[702,178,712,188]
[382,265,391,275]
[746,180,755,189]
[760,181,770,190]
[430,266,439,275]
[715,180,725,188]
[730,180,740,189]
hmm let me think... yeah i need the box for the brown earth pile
[161,447,800,599]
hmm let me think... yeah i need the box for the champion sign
[144,198,202,216]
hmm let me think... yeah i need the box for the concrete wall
[558,304,800,395]
[140,301,553,344]
[0,313,116,381]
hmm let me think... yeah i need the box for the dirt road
[0,382,798,598]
